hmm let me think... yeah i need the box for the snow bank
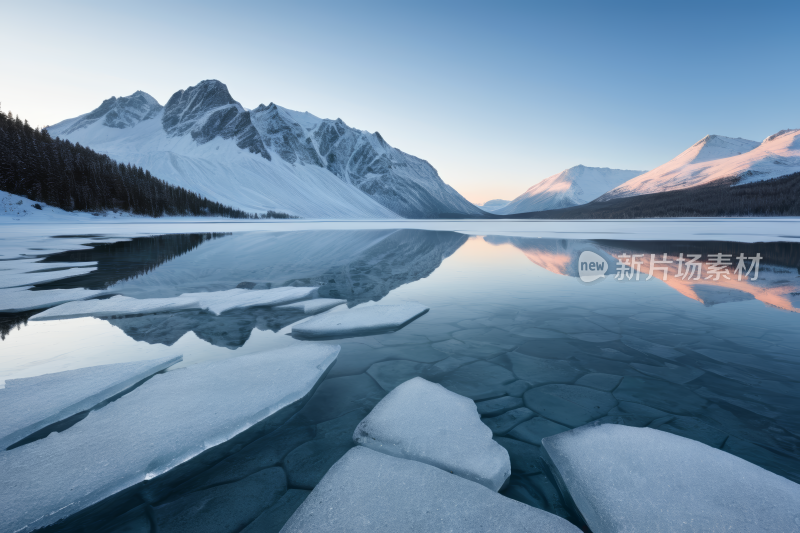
[353,377,510,491]
[0,356,181,450]
[30,287,319,320]
[291,302,428,338]
[0,344,339,533]
[542,424,800,532]
[0,286,107,313]
[281,446,580,533]
[277,298,347,315]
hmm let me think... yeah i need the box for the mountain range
[47,80,484,219]
[495,165,646,215]
[599,130,800,201]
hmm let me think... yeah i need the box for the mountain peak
[162,80,239,137]
[53,90,162,134]
[763,128,799,143]
[686,134,759,165]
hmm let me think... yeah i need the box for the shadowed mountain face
[486,236,800,313]
[48,80,483,219]
[100,230,468,348]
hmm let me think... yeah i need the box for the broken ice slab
[0,344,339,533]
[30,287,319,320]
[188,287,318,315]
[276,298,347,315]
[0,286,107,313]
[541,424,800,533]
[353,377,510,491]
[0,356,181,450]
[0,265,98,289]
[281,446,581,533]
[291,302,429,339]
[30,294,199,320]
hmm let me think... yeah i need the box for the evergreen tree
[0,108,298,219]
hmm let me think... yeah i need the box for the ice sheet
[0,266,97,288]
[276,298,347,315]
[30,294,199,320]
[542,424,800,532]
[0,344,339,533]
[281,446,580,532]
[0,286,107,313]
[189,287,318,315]
[0,356,181,450]
[292,302,428,338]
[30,287,319,321]
[353,377,510,491]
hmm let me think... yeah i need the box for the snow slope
[496,165,647,215]
[600,130,800,200]
[48,80,482,219]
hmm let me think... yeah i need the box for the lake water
[2,226,800,531]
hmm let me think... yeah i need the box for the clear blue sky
[3,0,798,203]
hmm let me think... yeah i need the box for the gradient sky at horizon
[3,0,798,203]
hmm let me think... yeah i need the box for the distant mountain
[495,165,646,215]
[600,130,800,200]
[48,80,483,219]
[474,199,511,212]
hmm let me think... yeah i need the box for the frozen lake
[2,219,800,530]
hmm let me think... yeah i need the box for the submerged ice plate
[281,446,580,533]
[0,356,181,450]
[291,302,428,338]
[542,424,800,532]
[353,377,510,491]
[0,344,339,533]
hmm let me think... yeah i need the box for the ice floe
[30,294,199,320]
[291,301,428,339]
[542,424,800,532]
[0,265,97,288]
[30,287,319,320]
[0,286,107,313]
[352,377,510,491]
[276,298,347,315]
[281,446,581,533]
[0,356,181,450]
[0,344,339,533]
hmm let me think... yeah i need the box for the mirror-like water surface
[2,228,799,530]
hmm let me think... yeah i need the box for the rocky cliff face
[50,80,481,219]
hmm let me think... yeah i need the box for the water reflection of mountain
[487,236,800,312]
[36,233,230,290]
[109,230,468,347]
[0,234,229,341]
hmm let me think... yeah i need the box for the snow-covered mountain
[495,165,646,215]
[474,199,511,212]
[48,80,483,219]
[599,130,800,200]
